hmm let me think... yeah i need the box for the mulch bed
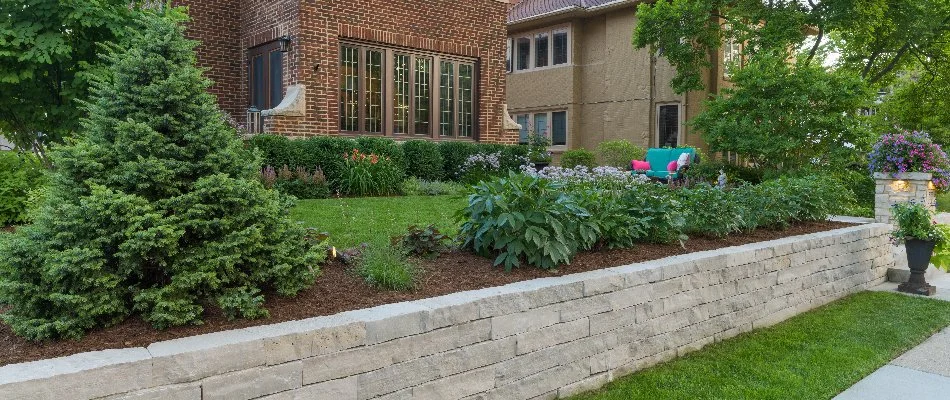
[0,220,852,367]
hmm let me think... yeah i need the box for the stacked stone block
[0,224,893,400]
[874,172,936,224]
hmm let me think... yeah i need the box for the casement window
[248,42,285,110]
[339,42,477,139]
[515,110,568,146]
[657,104,680,148]
[509,26,570,73]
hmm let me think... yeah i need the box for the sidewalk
[834,274,950,399]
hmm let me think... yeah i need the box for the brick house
[506,0,737,153]
[174,0,520,144]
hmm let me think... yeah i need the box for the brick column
[874,172,936,224]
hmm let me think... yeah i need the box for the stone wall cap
[873,172,933,180]
[0,348,151,385]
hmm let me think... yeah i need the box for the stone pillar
[874,172,936,224]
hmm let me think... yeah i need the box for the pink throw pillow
[632,160,651,171]
[667,160,678,172]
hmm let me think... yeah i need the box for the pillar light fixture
[279,36,292,53]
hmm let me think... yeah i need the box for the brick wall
[174,0,243,119]
[176,0,515,143]
[0,223,893,399]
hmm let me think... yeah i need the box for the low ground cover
[291,195,463,248]
[570,291,950,400]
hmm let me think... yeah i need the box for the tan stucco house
[506,0,739,154]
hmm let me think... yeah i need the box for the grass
[291,195,466,248]
[938,192,950,212]
[571,291,950,400]
[356,244,419,291]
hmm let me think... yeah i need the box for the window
[339,43,476,139]
[248,42,284,110]
[722,25,742,77]
[535,33,549,68]
[506,38,512,73]
[515,110,568,146]
[516,37,530,71]
[657,104,680,148]
[508,26,570,72]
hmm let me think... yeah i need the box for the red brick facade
[175,0,517,144]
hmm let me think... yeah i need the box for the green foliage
[891,202,945,243]
[439,141,479,180]
[0,152,45,225]
[400,178,467,197]
[620,184,686,244]
[391,224,451,259]
[930,225,950,271]
[682,159,764,185]
[692,54,873,170]
[678,184,742,237]
[560,149,597,169]
[499,145,531,172]
[457,173,598,270]
[339,149,404,197]
[402,140,444,181]
[596,140,646,169]
[260,165,330,200]
[0,0,141,160]
[873,67,950,145]
[0,9,326,341]
[574,189,647,249]
[356,244,418,291]
[526,132,552,163]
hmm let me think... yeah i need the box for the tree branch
[870,41,912,83]
[804,24,824,65]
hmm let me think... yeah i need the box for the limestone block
[262,316,366,365]
[494,334,614,387]
[342,302,432,345]
[491,306,560,339]
[101,383,200,400]
[557,373,609,398]
[0,348,152,400]
[356,338,516,399]
[411,367,495,400]
[258,377,357,400]
[200,361,301,400]
[516,318,590,355]
[148,328,267,386]
[589,305,638,335]
[582,270,627,296]
[483,360,589,400]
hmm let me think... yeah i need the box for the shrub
[597,140,646,169]
[402,140,444,181]
[355,136,404,165]
[560,149,596,169]
[356,244,418,291]
[401,178,467,196]
[682,160,764,185]
[0,10,327,341]
[527,132,553,164]
[499,145,531,173]
[439,141,479,180]
[392,224,451,259]
[248,134,296,169]
[295,136,355,189]
[457,173,598,270]
[339,149,404,196]
[677,184,743,237]
[0,152,45,226]
[621,184,687,244]
[574,189,647,249]
[869,130,950,191]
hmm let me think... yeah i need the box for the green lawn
[291,195,466,248]
[571,291,950,400]
[938,192,950,212]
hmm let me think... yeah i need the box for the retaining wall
[0,223,894,400]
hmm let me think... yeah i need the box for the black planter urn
[532,162,549,172]
[898,239,937,296]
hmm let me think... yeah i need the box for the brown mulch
[0,226,13,233]
[0,220,852,367]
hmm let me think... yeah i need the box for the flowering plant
[460,152,503,183]
[340,149,403,196]
[890,202,946,244]
[521,165,650,191]
[868,130,950,191]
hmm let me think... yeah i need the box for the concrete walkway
[835,274,950,399]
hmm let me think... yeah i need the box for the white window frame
[508,24,572,73]
[515,110,569,148]
[655,103,682,148]
[722,25,742,78]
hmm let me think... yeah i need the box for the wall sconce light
[929,181,936,190]
[279,36,292,53]
[890,180,910,192]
